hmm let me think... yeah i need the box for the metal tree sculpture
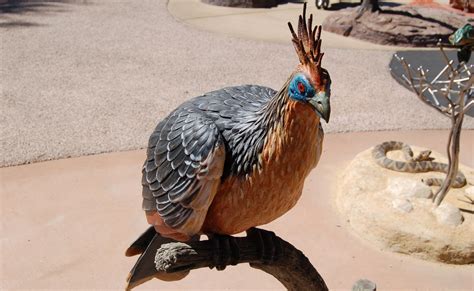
[395,47,473,206]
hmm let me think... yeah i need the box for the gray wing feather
[142,84,275,232]
[142,110,225,236]
[188,85,275,177]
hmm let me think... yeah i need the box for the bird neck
[259,76,320,146]
[259,78,292,129]
[224,78,319,178]
[260,76,319,129]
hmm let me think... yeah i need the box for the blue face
[288,74,316,102]
[287,72,331,122]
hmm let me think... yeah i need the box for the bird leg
[206,228,283,270]
[246,227,282,265]
[208,233,240,271]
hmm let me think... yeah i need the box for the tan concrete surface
[2,130,473,290]
[168,0,429,50]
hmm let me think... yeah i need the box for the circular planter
[337,146,474,264]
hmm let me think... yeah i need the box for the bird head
[287,3,331,123]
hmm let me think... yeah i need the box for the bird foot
[246,228,282,265]
[208,233,240,271]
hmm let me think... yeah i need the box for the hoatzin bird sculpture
[126,4,331,288]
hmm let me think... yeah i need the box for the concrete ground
[168,0,414,49]
[1,0,474,290]
[2,130,473,290]
[1,0,473,167]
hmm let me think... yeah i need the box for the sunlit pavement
[2,0,473,289]
[2,130,473,289]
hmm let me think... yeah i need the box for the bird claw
[209,228,281,270]
[209,234,240,271]
[246,228,282,265]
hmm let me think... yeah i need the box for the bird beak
[308,91,330,123]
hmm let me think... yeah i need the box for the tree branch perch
[152,229,328,291]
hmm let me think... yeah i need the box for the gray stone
[387,177,432,199]
[392,198,413,213]
[465,186,474,197]
[322,5,472,47]
[352,279,376,291]
[434,204,464,226]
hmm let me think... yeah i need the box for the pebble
[352,279,377,291]
[392,198,414,213]
[465,186,474,197]
[434,203,464,226]
[387,177,432,199]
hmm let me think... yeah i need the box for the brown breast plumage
[202,100,323,235]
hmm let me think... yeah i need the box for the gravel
[1,0,472,167]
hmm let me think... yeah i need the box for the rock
[465,186,474,197]
[322,5,473,47]
[434,204,464,226]
[387,177,432,199]
[352,279,377,291]
[392,198,413,213]
[450,0,474,13]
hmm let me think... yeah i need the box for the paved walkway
[1,0,472,167]
[169,0,415,50]
[2,130,473,289]
[1,1,474,290]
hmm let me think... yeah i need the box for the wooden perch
[130,228,328,291]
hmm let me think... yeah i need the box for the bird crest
[288,3,324,86]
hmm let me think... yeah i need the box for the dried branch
[396,54,451,117]
[460,76,474,114]
[464,99,474,113]
[433,111,465,206]
[439,45,455,74]
[396,47,473,206]
[127,228,328,291]
[154,232,328,291]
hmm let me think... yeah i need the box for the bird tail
[125,226,156,257]
[125,226,175,290]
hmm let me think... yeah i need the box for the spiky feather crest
[288,3,324,86]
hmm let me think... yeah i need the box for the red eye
[297,82,305,93]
